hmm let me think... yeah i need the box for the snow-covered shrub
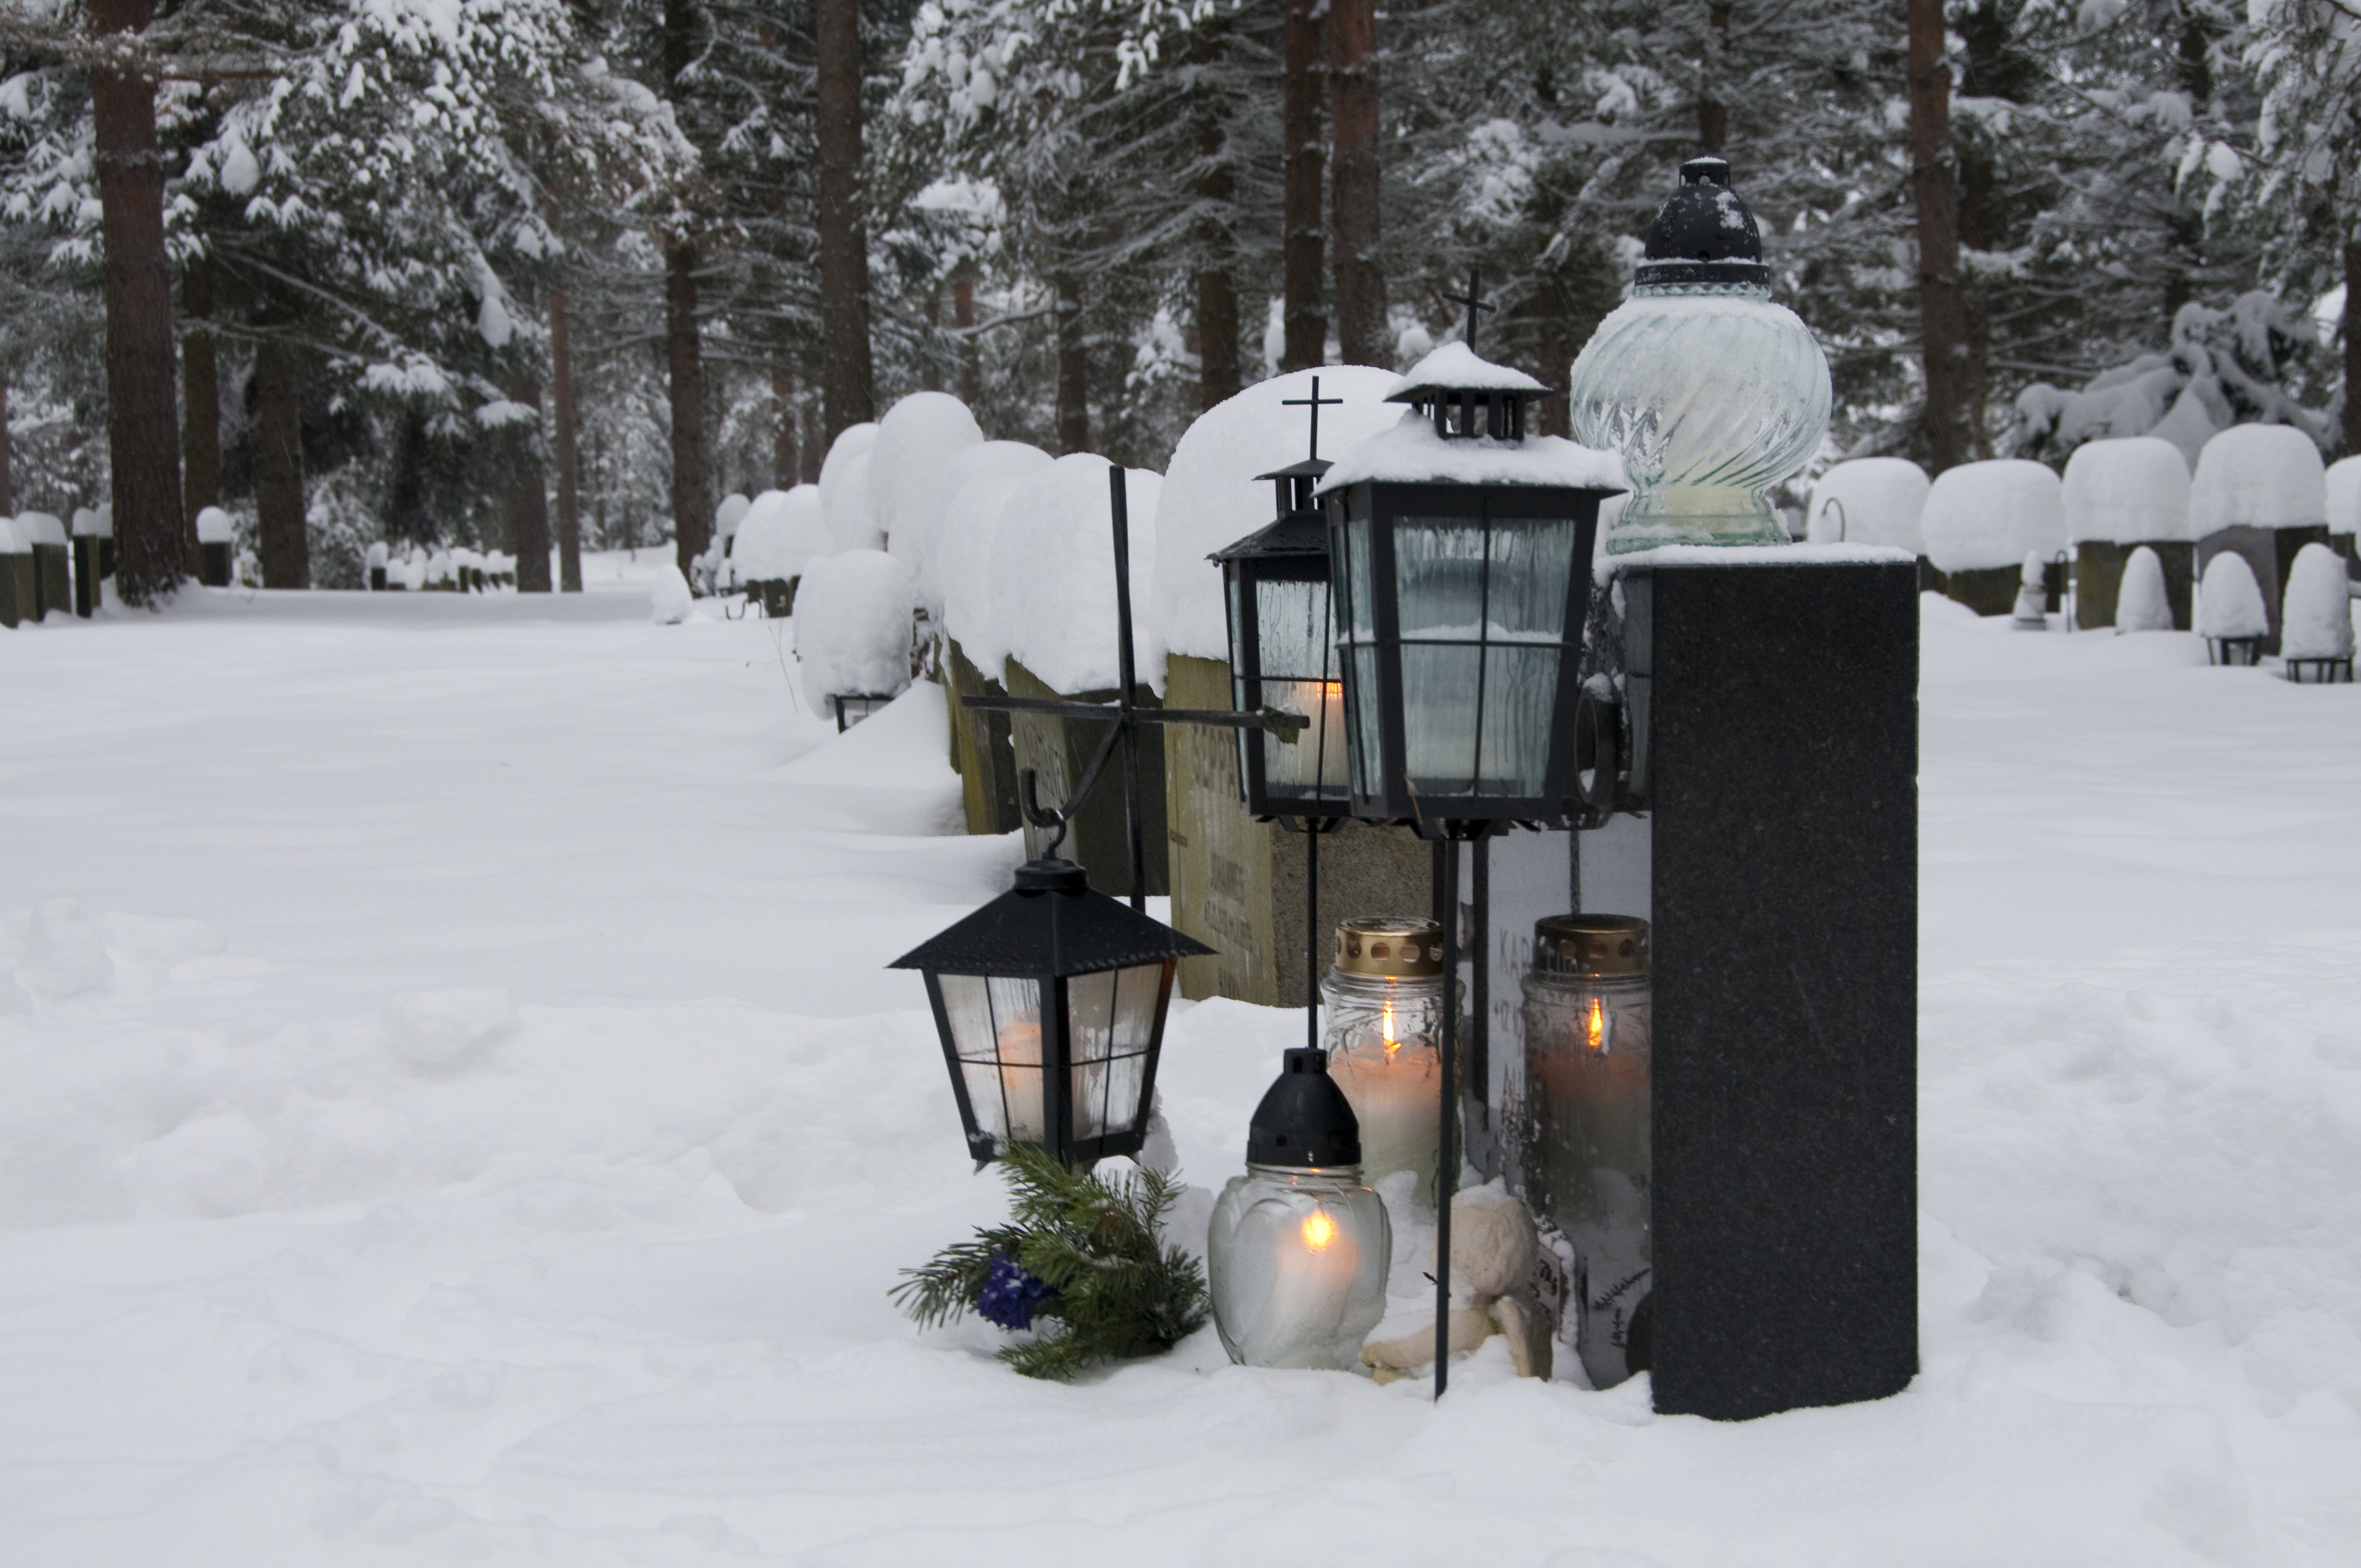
[1804,457,1932,552]
[2196,551,2266,638]
[819,423,880,552]
[986,455,1162,693]
[795,549,918,699]
[2063,437,2190,543]
[1922,459,2066,573]
[872,393,986,614]
[2278,543,2353,660]
[716,493,752,543]
[1150,367,1404,664]
[2190,424,2326,535]
[937,442,1055,668]
[651,564,693,625]
[2115,547,2175,632]
[2012,551,2049,625]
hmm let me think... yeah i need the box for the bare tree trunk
[505,376,553,591]
[816,0,875,438]
[0,382,12,515]
[180,253,218,571]
[1329,0,1385,369]
[2347,244,2361,457]
[1195,61,1241,411]
[953,266,981,404]
[1908,0,1972,473]
[665,241,712,576]
[1282,0,1326,371]
[800,397,822,482]
[254,339,307,589]
[1699,2,1732,153]
[90,0,184,605]
[1054,275,1090,454]
[772,357,798,488]
[550,284,581,591]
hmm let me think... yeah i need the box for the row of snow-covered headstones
[360,541,518,592]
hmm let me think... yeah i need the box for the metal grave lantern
[1213,378,1351,821]
[1318,287,1618,829]
[890,855,1211,1167]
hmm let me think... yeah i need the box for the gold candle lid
[1332,916,1444,978]
[1532,914,1650,977]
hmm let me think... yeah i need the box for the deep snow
[1,570,2357,1566]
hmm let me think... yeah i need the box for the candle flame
[1381,1000,1398,1054]
[1585,997,1606,1053]
[1301,1210,1337,1251]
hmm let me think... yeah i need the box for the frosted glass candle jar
[1520,914,1652,1387]
[1209,1163,1391,1369]
[1321,917,1449,1211]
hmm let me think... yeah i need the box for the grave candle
[1321,917,1449,1212]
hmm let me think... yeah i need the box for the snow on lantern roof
[1382,340,1547,403]
[1316,409,1624,494]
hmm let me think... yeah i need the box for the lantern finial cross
[1281,374,1346,463]
[1443,268,1497,357]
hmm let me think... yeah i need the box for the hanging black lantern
[889,856,1212,1166]
[1212,456,1350,820]
[1319,325,1619,829]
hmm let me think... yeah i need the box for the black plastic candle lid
[1246,1047,1362,1168]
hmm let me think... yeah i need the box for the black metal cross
[1443,267,1497,356]
[1281,374,1346,462]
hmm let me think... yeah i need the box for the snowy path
[1,588,2356,1565]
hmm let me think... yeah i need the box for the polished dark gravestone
[1587,551,1919,1420]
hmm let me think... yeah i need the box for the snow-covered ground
[1,582,2356,1565]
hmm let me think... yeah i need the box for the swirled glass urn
[1568,156,1831,553]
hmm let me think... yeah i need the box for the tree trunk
[772,357,798,489]
[1195,68,1241,411]
[953,267,981,404]
[1328,0,1385,369]
[1282,0,1326,372]
[0,382,11,515]
[181,253,219,570]
[1908,0,1972,473]
[1699,2,1732,154]
[2347,244,2361,457]
[550,283,581,591]
[254,339,307,589]
[1054,274,1090,454]
[665,240,712,576]
[505,376,553,591]
[89,0,185,605]
[800,396,822,483]
[816,0,875,438]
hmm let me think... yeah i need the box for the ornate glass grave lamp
[1567,156,1832,553]
[1207,1047,1392,1369]
[1321,917,1450,1211]
[889,855,1210,1167]
[1519,914,1653,1388]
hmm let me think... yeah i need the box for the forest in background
[0,0,2355,597]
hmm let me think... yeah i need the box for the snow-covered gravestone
[2063,436,2193,630]
[733,487,826,617]
[871,391,986,622]
[1149,365,1424,1009]
[0,519,30,628]
[2196,549,2268,665]
[2190,423,2327,655]
[794,549,918,727]
[1804,457,1933,586]
[195,508,236,587]
[933,441,1055,835]
[69,505,111,616]
[2115,546,2176,633]
[2277,542,2355,683]
[818,423,880,552]
[2326,455,2361,580]
[365,541,389,592]
[1920,460,2068,616]
[14,511,67,620]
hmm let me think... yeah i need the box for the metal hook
[1018,768,1071,857]
[1819,496,1847,542]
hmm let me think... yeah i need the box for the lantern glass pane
[1401,643,1484,794]
[1488,517,1580,638]
[1253,575,1347,801]
[1394,517,1487,637]
[1350,645,1384,798]
[1063,961,1164,1142]
[940,973,1046,1148]
[1339,516,1376,638]
[1478,645,1564,795]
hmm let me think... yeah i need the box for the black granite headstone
[1618,557,1919,1420]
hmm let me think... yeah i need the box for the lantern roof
[1636,156,1770,289]
[1383,341,1547,405]
[1252,456,1334,483]
[888,857,1212,978]
[1315,413,1626,495]
[1208,509,1326,564]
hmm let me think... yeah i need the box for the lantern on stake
[889,856,1210,1167]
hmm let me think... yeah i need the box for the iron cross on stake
[1443,267,1497,356]
[1281,375,1345,462]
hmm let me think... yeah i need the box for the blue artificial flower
[976,1254,1058,1331]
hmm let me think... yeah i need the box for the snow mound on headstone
[2063,437,2191,543]
[651,563,693,625]
[795,548,916,699]
[13,510,64,547]
[988,455,1162,693]
[1805,457,1930,552]
[1151,366,1403,665]
[2190,424,2325,535]
[818,423,879,551]
[1922,459,2066,573]
[936,442,1056,668]
[715,493,752,542]
[194,507,235,545]
[2115,546,2175,633]
[2326,456,2361,537]
[872,392,986,614]
[733,488,825,583]
[0,519,23,556]
[2278,543,2353,659]
[2196,549,2266,639]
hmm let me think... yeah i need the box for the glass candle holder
[1321,917,1450,1212]
[1519,914,1652,1388]
[1209,1162,1392,1370]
